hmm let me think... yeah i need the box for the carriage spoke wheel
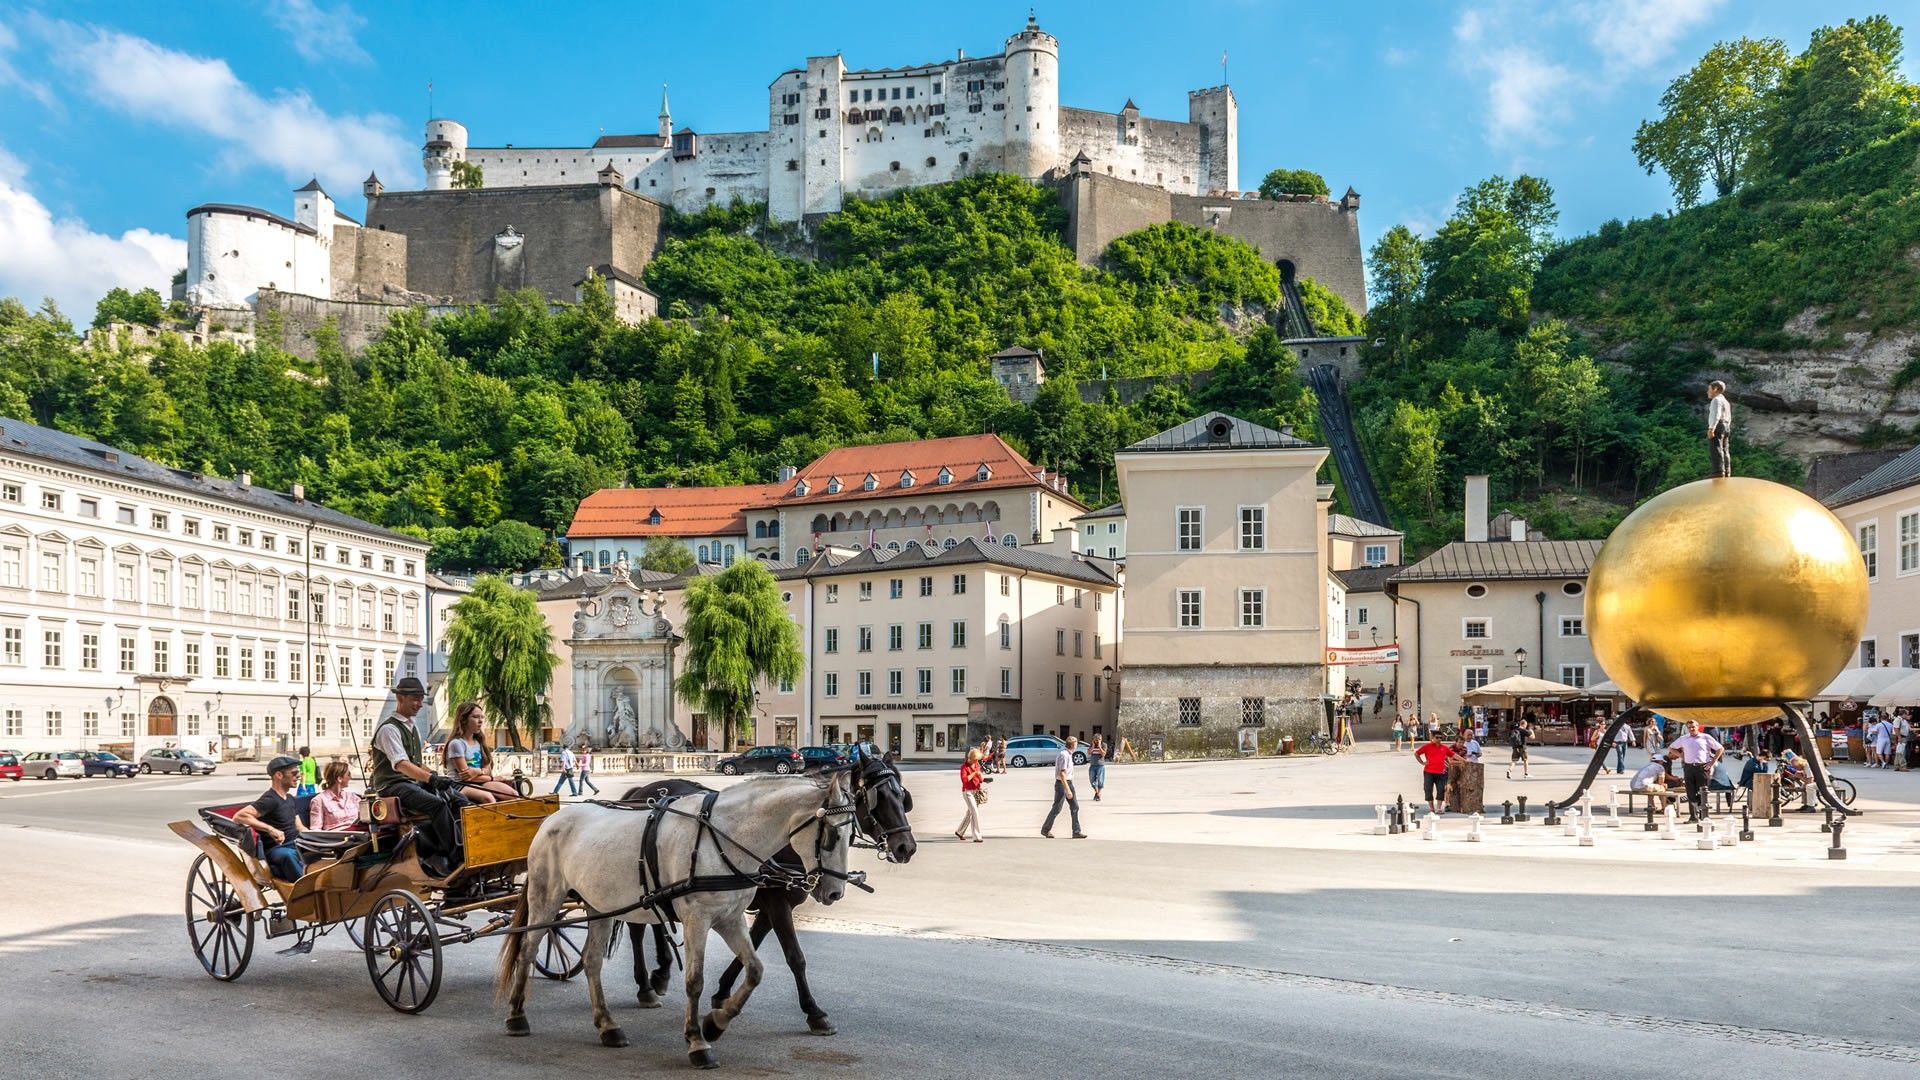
[363,890,442,1014]
[185,853,255,982]
[343,914,366,950]
[533,922,587,980]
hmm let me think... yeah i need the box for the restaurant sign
[1448,645,1507,658]
[1326,644,1401,666]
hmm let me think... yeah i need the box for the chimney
[291,482,305,503]
[1509,518,1527,542]
[238,471,252,488]
[776,465,797,482]
[1050,526,1078,556]
[1464,475,1489,542]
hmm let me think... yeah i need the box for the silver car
[139,748,219,775]
[1003,736,1087,769]
[19,751,86,779]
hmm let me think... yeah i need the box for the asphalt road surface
[4,750,1919,1079]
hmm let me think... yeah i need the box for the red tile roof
[776,434,1078,509]
[567,482,784,539]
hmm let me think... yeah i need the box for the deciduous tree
[1633,37,1790,207]
[445,576,560,749]
[675,561,803,751]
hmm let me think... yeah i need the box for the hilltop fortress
[177,16,1365,355]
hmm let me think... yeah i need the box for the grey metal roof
[186,203,315,236]
[1328,513,1400,538]
[1808,449,1908,501]
[295,177,328,194]
[1333,564,1397,593]
[592,134,667,149]
[1822,443,1920,508]
[1388,540,1603,585]
[0,416,425,545]
[803,537,1118,587]
[1117,411,1319,454]
[1072,502,1125,521]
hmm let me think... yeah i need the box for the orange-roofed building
[566,434,1088,567]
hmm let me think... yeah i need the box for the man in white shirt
[1040,736,1087,839]
[551,743,579,797]
[1630,752,1683,811]
[1706,380,1733,478]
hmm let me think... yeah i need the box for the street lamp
[288,694,300,741]
[1514,646,1529,678]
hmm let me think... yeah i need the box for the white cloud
[266,0,371,65]
[33,17,413,193]
[0,23,57,108]
[1577,0,1723,73]
[0,146,186,317]
[1480,47,1574,149]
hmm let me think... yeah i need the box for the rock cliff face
[1669,309,1915,457]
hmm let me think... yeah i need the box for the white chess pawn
[1467,813,1483,842]
[1697,820,1719,850]
[1578,811,1595,847]
[1373,805,1389,836]
[1660,804,1678,840]
[1562,808,1581,837]
[1605,789,1622,828]
[1423,810,1439,841]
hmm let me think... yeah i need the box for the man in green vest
[370,676,466,878]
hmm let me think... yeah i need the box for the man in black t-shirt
[234,754,307,881]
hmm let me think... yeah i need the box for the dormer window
[647,509,662,526]
[794,479,809,497]
[937,467,953,486]
[976,464,992,481]
[900,471,915,489]
[826,477,842,495]
[862,473,878,492]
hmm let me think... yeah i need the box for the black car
[717,745,804,776]
[78,751,138,778]
[799,745,850,771]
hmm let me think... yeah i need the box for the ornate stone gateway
[564,561,683,748]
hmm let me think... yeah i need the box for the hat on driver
[392,675,426,696]
[266,754,302,775]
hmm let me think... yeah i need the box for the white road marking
[0,778,193,800]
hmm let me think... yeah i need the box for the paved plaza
[3,742,1919,1078]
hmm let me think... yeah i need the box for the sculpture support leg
[1786,703,1860,816]
[1553,711,1636,811]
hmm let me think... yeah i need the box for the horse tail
[495,888,530,1002]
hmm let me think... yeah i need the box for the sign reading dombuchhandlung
[1326,644,1401,666]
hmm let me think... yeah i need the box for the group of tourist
[955,735,1108,842]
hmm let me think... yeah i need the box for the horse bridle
[846,752,914,862]
[775,780,867,894]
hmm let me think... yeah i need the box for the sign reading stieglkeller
[1326,644,1401,666]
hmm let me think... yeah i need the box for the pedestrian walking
[1390,714,1406,752]
[995,736,1009,774]
[1505,716,1531,780]
[1415,730,1456,815]
[1706,380,1733,479]
[1088,736,1107,801]
[295,745,319,797]
[574,740,601,796]
[1667,720,1724,822]
[1610,721,1633,775]
[1643,713,1663,763]
[955,748,987,842]
[551,743,579,797]
[1040,736,1087,839]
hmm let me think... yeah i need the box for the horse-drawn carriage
[169,792,588,1014]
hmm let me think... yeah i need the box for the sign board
[1238,727,1259,754]
[1325,643,1401,666]
[1147,734,1166,761]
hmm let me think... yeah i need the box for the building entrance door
[775,716,797,747]
[147,696,177,737]
[691,713,709,750]
[915,724,932,752]
[886,723,902,753]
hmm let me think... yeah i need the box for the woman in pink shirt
[307,760,363,831]
[955,748,987,843]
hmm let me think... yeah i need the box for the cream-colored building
[1326,513,1401,571]
[1115,412,1332,755]
[1388,479,1605,718]
[1823,446,1920,669]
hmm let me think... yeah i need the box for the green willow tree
[444,575,561,749]
[675,560,803,751]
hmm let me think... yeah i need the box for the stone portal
[564,560,683,748]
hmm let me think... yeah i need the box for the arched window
[698,544,710,563]
[796,548,811,563]
[888,107,903,124]
[943,538,958,550]
[887,541,900,552]
[768,521,779,537]
[598,550,612,566]
[1002,534,1018,547]
[754,522,767,539]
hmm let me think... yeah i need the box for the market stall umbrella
[1815,665,1912,702]
[1463,675,1583,705]
[1866,669,1920,708]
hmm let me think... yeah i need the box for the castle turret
[423,118,469,191]
[658,85,671,141]
[1003,12,1060,180]
[1188,86,1237,194]
[292,178,333,233]
[363,171,384,199]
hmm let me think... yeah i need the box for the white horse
[497,773,855,1069]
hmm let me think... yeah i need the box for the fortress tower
[1189,86,1237,194]
[423,118,469,191]
[1003,13,1060,180]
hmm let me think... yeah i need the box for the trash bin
[1280,735,1294,755]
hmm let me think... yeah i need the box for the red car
[0,751,22,782]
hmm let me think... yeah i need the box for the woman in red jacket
[956,747,987,842]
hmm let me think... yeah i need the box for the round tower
[423,118,468,191]
[1003,12,1059,179]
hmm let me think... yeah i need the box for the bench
[1616,785,1745,816]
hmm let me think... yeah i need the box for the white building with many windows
[0,418,431,760]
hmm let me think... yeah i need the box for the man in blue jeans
[1041,736,1087,839]
[234,754,307,881]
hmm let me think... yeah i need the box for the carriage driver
[369,676,468,878]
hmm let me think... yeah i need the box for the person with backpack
[1505,716,1531,781]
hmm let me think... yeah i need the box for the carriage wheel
[533,921,588,980]
[364,890,443,1014]
[185,853,255,982]
[343,914,366,950]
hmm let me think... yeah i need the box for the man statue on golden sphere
[1586,477,1868,725]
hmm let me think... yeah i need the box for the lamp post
[1514,646,1529,679]
[288,694,300,744]
[99,691,121,756]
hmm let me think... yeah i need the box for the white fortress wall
[185,209,331,310]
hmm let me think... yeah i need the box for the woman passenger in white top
[443,701,520,804]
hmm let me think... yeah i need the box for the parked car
[0,752,21,782]
[716,745,804,776]
[20,751,86,779]
[1003,735,1086,769]
[77,751,139,778]
[799,745,850,771]
[139,748,219,775]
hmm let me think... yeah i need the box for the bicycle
[1774,770,1857,808]
[1305,732,1341,756]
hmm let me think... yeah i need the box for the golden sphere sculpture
[1586,477,1868,724]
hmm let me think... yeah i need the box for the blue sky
[2,1,1915,315]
